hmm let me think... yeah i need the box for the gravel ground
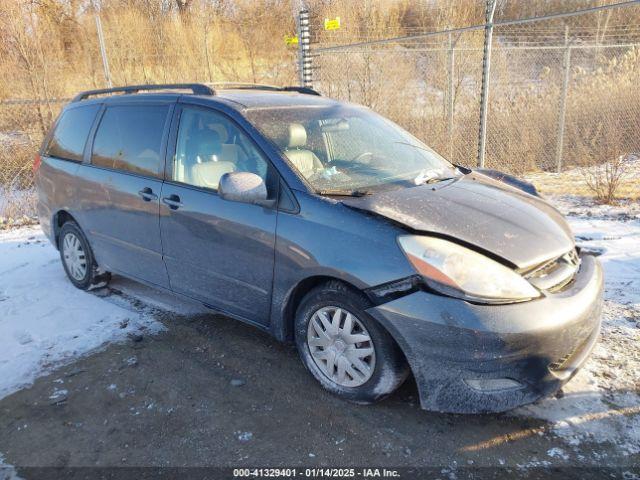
[0,196,638,479]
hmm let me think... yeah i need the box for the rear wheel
[58,222,111,290]
[294,281,409,405]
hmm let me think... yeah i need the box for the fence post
[555,26,572,173]
[297,10,312,87]
[95,15,113,88]
[447,32,455,160]
[477,0,497,168]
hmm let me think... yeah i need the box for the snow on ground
[0,453,22,480]
[0,226,167,400]
[516,195,640,457]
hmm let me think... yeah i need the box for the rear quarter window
[45,105,100,161]
[91,105,169,178]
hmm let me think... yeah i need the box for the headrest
[207,123,229,143]
[193,130,221,158]
[288,123,307,148]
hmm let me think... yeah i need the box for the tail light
[32,153,41,174]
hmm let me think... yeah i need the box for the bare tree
[175,0,193,15]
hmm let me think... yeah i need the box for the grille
[549,353,573,371]
[526,250,581,292]
[549,328,596,372]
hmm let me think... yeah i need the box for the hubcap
[62,232,87,281]
[307,306,376,387]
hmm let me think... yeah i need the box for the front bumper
[367,254,604,413]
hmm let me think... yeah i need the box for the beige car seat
[283,123,323,177]
[189,131,235,190]
[191,161,235,190]
[208,123,247,166]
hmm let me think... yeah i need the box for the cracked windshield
[246,105,461,195]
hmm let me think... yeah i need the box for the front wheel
[58,222,111,290]
[294,281,409,405]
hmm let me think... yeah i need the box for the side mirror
[218,172,275,207]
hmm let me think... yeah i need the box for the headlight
[398,236,540,303]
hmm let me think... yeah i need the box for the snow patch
[48,388,68,401]
[546,447,569,460]
[516,197,640,456]
[0,453,22,480]
[0,226,165,400]
[236,431,253,442]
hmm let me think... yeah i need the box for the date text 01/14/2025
[232,468,401,478]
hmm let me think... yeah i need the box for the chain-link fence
[2,2,640,221]
[0,2,297,221]
[308,1,640,174]
[0,99,67,221]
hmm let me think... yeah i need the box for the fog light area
[464,378,524,392]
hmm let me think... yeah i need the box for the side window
[173,107,270,191]
[46,105,100,161]
[91,105,169,178]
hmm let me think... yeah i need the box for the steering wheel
[352,152,374,163]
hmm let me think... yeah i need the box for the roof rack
[71,83,215,102]
[71,82,321,103]
[209,82,281,91]
[211,82,321,96]
[281,86,321,96]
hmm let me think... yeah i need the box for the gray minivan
[35,84,603,413]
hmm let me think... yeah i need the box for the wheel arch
[52,210,79,248]
[280,275,368,342]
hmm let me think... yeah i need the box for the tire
[294,281,409,405]
[58,221,111,291]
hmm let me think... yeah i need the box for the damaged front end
[338,172,603,413]
[364,254,603,413]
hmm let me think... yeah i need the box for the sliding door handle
[162,194,183,210]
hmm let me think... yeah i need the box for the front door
[159,104,278,325]
[77,102,173,288]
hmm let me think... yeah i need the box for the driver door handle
[162,194,183,210]
[138,187,158,202]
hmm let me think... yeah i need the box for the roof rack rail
[281,86,321,96]
[209,82,281,91]
[71,83,215,102]
[210,82,321,96]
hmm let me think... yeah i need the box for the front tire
[58,222,111,290]
[294,281,409,405]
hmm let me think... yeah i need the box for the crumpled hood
[341,174,574,270]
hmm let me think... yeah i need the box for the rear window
[46,105,100,161]
[91,105,169,178]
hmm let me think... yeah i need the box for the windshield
[245,105,461,194]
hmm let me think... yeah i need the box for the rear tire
[58,222,111,291]
[294,281,409,405]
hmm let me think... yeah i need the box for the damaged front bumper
[366,254,604,414]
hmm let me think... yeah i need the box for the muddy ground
[0,277,638,480]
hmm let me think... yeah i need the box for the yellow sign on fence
[284,35,299,46]
[324,16,341,31]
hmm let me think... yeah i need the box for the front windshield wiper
[393,141,434,153]
[419,176,457,185]
[316,189,372,197]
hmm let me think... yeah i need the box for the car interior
[174,110,260,190]
[281,123,325,177]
